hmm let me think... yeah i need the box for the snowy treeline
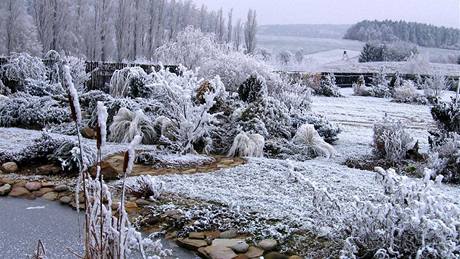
[0,0,258,61]
[345,20,460,50]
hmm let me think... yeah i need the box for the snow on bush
[109,67,148,98]
[368,70,391,98]
[352,75,369,96]
[228,132,265,158]
[393,80,428,104]
[340,167,460,258]
[238,75,268,103]
[427,133,460,184]
[424,73,449,99]
[291,113,341,144]
[0,52,47,88]
[123,175,163,200]
[431,99,460,134]
[63,56,90,92]
[292,124,336,159]
[154,27,219,70]
[316,74,342,97]
[373,116,414,162]
[135,151,215,168]
[109,107,157,144]
[274,82,312,116]
[0,93,70,129]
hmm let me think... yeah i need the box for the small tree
[424,73,448,99]
[277,50,292,66]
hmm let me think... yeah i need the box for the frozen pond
[0,198,197,259]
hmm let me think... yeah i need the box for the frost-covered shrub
[109,67,148,98]
[292,124,335,159]
[273,82,312,115]
[431,99,460,133]
[427,133,460,184]
[352,75,370,96]
[109,107,157,144]
[124,176,163,200]
[0,93,70,129]
[155,26,219,70]
[53,139,97,172]
[0,53,47,90]
[340,167,459,258]
[393,80,428,104]
[424,73,448,99]
[63,56,89,92]
[21,79,64,96]
[238,75,268,103]
[227,132,265,157]
[291,114,341,144]
[368,71,391,98]
[373,116,414,162]
[316,74,342,97]
[238,97,292,139]
[201,50,277,92]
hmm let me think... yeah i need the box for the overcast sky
[193,0,460,28]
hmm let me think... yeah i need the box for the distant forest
[344,20,460,50]
[258,24,350,39]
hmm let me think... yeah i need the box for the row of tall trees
[0,0,258,61]
[344,20,460,50]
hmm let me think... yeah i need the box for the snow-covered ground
[1,88,459,240]
[150,89,460,240]
[312,88,436,162]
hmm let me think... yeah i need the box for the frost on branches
[340,167,460,258]
[373,116,414,162]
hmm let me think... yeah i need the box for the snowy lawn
[312,88,436,163]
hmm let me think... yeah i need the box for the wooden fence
[0,56,457,89]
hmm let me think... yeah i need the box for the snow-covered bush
[155,26,219,70]
[227,132,265,157]
[109,67,148,98]
[407,53,432,75]
[275,82,312,115]
[238,75,268,103]
[352,75,369,96]
[424,73,448,99]
[277,50,293,66]
[200,50,277,93]
[63,56,89,92]
[0,93,70,129]
[316,74,342,97]
[53,139,97,172]
[292,124,335,159]
[124,175,163,200]
[373,116,414,162]
[393,80,428,104]
[340,167,459,258]
[427,133,460,184]
[291,114,341,144]
[238,97,292,139]
[368,71,391,98]
[431,99,460,133]
[21,79,64,96]
[109,107,157,144]
[0,52,47,91]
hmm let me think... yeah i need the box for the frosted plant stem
[73,121,90,256]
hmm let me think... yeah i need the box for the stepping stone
[176,238,208,250]
[204,246,237,259]
[258,239,277,251]
[25,182,41,191]
[9,186,30,197]
[245,246,264,258]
